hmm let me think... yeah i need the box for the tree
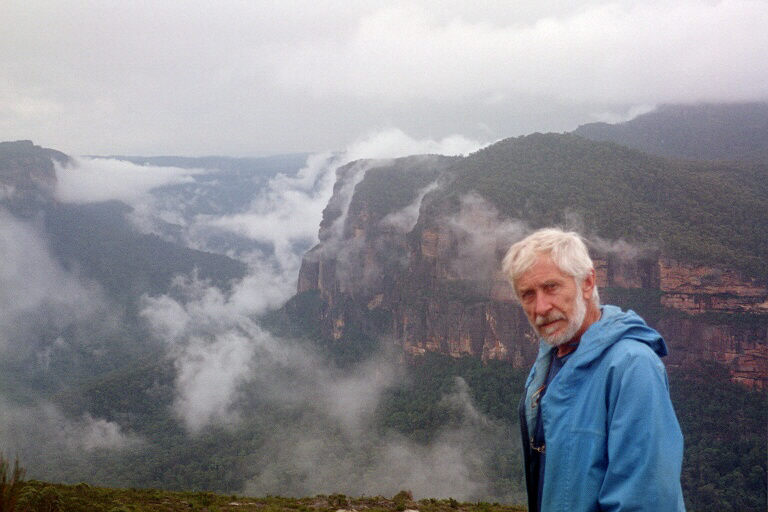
[0,455,25,512]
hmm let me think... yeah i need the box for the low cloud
[322,129,487,246]
[76,413,144,451]
[590,235,656,261]
[447,193,528,283]
[561,210,655,261]
[138,255,400,435]
[242,377,518,501]
[309,131,488,293]
[381,181,439,232]
[0,399,142,478]
[316,351,403,434]
[0,210,144,481]
[3,128,524,497]
[195,151,339,278]
[345,129,484,160]
[55,157,202,205]
[60,130,488,436]
[588,104,657,124]
[176,130,488,309]
[0,209,107,355]
[140,273,265,431]
[172,331,256,431]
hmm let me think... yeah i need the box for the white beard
[535,290,587,346]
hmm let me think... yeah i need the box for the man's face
[515,254,588,346]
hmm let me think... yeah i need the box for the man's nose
[534,292,552,315]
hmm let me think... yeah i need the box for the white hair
[501,227,600,306]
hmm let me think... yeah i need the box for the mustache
[535,311,566,326]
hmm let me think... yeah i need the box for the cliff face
[659,258,768,314]
[661,316,766,388]
[296,140,768,389]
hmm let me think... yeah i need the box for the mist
[447,193,529,284]
[381,181,440,233]
[92,129,510,499]
[0,209,111,358]
[0,207,152,483]
[240,376,516,500]
[55,157,202,205]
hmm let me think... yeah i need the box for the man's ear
[581,268,596,300]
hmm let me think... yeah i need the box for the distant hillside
[447,133,768,277]
[0,140,68,215]
[99,152,310,174]
[0,141,249,300]
[0,139,69,165]
[573,103,768,161]
[0,141,248,390]
[44,201,247,299]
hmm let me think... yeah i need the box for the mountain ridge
[574,102,768,161]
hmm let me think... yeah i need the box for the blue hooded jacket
[520,305,685,511]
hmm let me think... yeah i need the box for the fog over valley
[1,132,517,499]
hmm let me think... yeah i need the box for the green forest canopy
[445,133,768,278]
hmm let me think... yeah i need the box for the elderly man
[502,228,685,512]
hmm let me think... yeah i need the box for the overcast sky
[2,0,767,156]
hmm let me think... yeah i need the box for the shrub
[392,490,413,511]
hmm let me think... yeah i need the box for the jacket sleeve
[598,345,686,511]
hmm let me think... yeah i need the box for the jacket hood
[571,304,668,364]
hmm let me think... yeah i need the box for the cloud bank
[3,0,765,155]
[276,1,768,104]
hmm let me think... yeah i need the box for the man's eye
[544,283,558,292]
[521,291,534,302]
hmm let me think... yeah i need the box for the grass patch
[13,482,526,512]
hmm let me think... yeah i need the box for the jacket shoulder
[599,338,670,402]
[601,338,667,377]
